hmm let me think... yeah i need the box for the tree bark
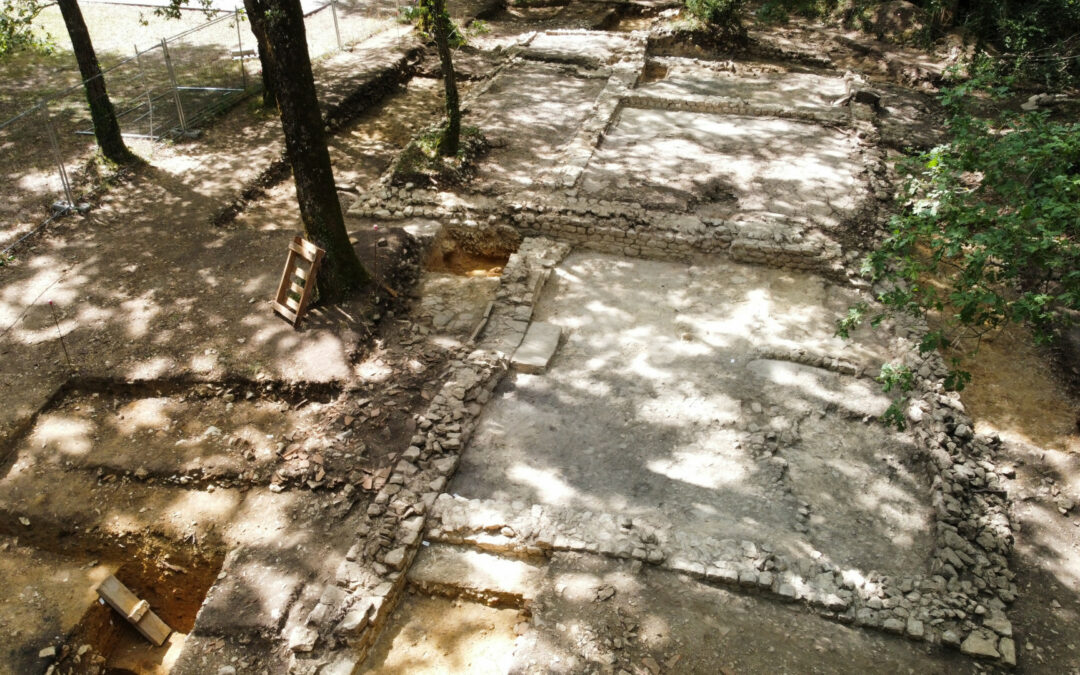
[430,0,460,157]
[56,0,136,165]
[242,0,278,109]
[246,0,369,301]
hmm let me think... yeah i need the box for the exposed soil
[364,592,523,674]
[426,249,508,278]
[945,327,1080,455]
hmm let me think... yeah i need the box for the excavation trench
[70,550,223,675]
[0,518,224,675]
[361,590,523,675]
[410,223,519,337]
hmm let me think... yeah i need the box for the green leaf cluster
[845,77,1079,427]
[398,1,465,47]
[683,0,747,41]
[0,0,52,57]
[873,79,1079,335]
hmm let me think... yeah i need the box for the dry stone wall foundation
[257,24,1017,671]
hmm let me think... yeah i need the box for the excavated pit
[6,379,341,490]
[0,524,223,675]
[414,226,519,337]
[74,551,222,675]
[0,376,420,673]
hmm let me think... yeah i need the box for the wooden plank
[295,246,324,324]
[289,281,306,297]
[295,236,321,259]
[469,301,495,344]
[288,237,320,261]
[273,301,298,323]
[95,575,172,646]
[275,255,298,306]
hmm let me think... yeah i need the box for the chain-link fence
[305,0,402,59]
[0,1,401,256]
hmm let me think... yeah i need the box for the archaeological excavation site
[2,0,1079,673]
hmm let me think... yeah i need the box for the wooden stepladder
[274,235,325,327]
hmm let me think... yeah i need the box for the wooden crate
[273,235,325,327]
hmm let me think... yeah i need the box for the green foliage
[0,0,52,57]
[755,0,1080,84]
[935,0,1080,85]
[844,76,1080,411]
[755,0,875,27]
[879,362,914,394]
[877,363,914,429]
[391,125,486,186]
[149,0,219,23]
[685,0,741,25]
[398,1,465,47]
[684,0,746,40]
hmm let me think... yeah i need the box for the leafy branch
[841,75,1079,428]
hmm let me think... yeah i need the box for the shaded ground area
[233,77,448,231]
[471,60,608,191]
[515,552,976,675]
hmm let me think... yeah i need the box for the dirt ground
[365,592,522,674]
[1,1,1079,674]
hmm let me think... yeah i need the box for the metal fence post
[134,44,154,140]
[161,37,187,132]
[41,103,75,210]
[235,8,248,91]
[330,0,343,52]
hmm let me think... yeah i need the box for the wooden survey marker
[95,575,172,646]
[273,235,325,327]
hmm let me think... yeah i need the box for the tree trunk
[243,0,278,109]
[56,0,135,165]
[246,0,369,301]
[431,0,460,157]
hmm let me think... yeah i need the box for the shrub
[755,0,1080,85]
[0,0,52,57]
[840,76,1080,424]
[684,0,747,41]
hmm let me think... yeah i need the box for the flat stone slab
[522,31,631,67]
[193,549,304,637]
[637,59,848,110]
[512,321,562,373]
[579,108,866,220]
[408,544,545,603]
[453,252,934,574]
